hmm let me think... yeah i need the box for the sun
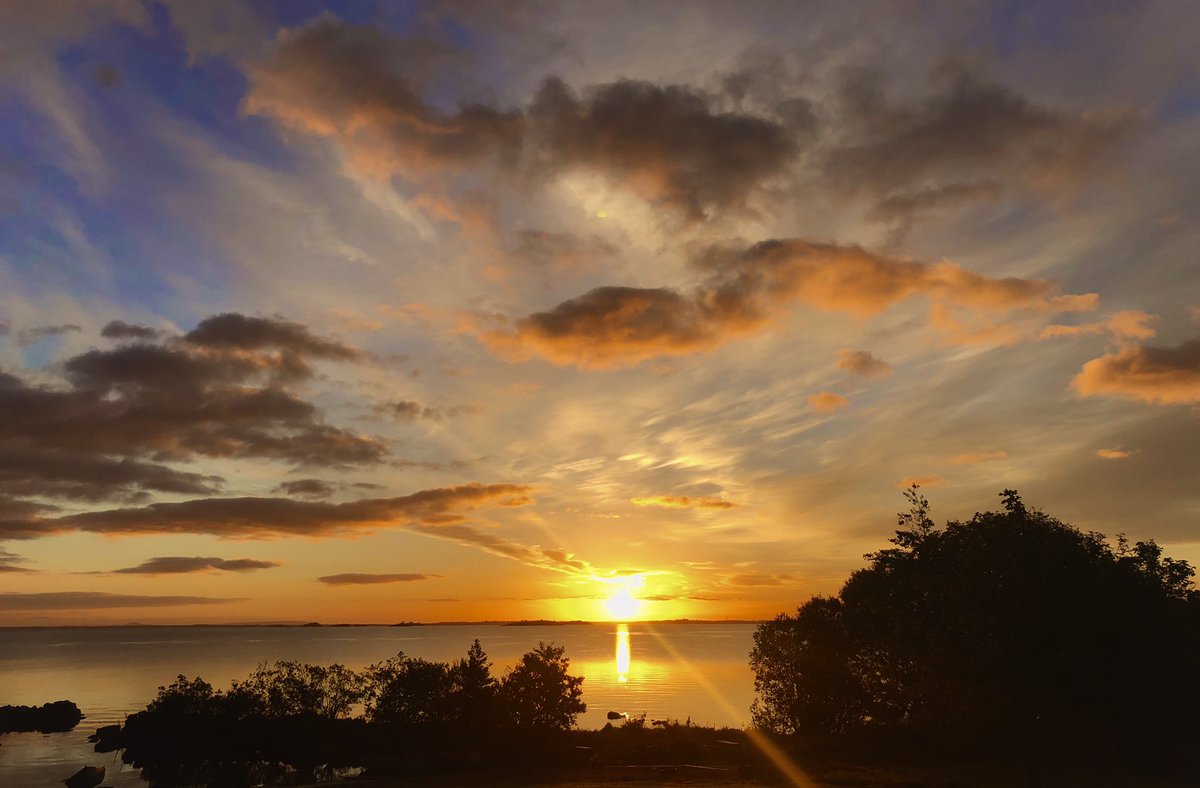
[604,586,640,620]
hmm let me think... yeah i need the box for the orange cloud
[808,392,849,413]
[836,349,893,379]
[1096,449,1132,460]
[1040,310,1158,341]
[631,495,735,510]
[1072,338,1200,404]
[482,239,1093,367]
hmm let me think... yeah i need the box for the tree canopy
[751,487,1200,772]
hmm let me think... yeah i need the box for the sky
[1,0,1198,625]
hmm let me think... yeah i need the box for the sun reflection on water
[615,623,631,682]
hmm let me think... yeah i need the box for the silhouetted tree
[147,675,222,716]
[229,661,364,719]
[364,652,455,725]
[450,639,500,729]
[499,642,586,729]
[751,487,1200,774]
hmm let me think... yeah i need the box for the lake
[0,621,759,786]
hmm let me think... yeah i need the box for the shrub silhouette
[751,487,1200,774]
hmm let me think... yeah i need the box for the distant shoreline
[0,618,764,630]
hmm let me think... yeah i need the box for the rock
[606,710,625,720]
[0,701,84,733]
[63,765,105,788]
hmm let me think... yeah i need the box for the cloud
[0,445,223,502]
[101,320,165,340]
[406,522,591,576]
[243,18,523,179]
[481,239,1094,367]
[0,315,385,504]
[0,592,241,611]
[631,495,735,510]
[16,324,81,346]
[0,546,31,573]
[950,450,1007,465]
[504,230,618,275]
[111,556,281,574]
[808,392,849,414]
[528,77,798,221]
[1097,448,1132,460]
[723,572,796,587]
[1072,338,1200,404]
[1040,310,1158,341]
[378,400,470,423]
[273,478,336,499]
[317,572,438,585]
[824,64,1136,226]
[1,483,533,540]
[836,349,893,379]
[243,17,798,221]
[184,313,360,360]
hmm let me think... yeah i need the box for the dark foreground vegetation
[83,489,1200,786]
[0,700,83,733]
[752,488,1200,785]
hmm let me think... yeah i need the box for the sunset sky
[2,0,1199,625]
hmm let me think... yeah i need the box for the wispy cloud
[318,572,439,585]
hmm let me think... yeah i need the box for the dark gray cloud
[243,18,524,176]
[528,77,798,221]
[0,446,223,502]
[273,478,336,499]
[17,324,81,346]
[378,399,471,422]
[101,320,165,341]
[184,313,360,360]
[1,483,534,540]
[244,17,798,221]
[318,572,438,585]
[0,316,384,471]
[0,314,386,527]
[836,349,893,379]
[111,556,281,575]
[823,65,1136,228]
[0,592,241,611]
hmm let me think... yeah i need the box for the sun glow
[600,575,645,621]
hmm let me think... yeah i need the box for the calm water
[0,622,758,786]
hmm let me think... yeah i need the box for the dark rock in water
[0,701,84,733]
[606,710,625,720]
[90,724,124,753]
[63,765,105,788]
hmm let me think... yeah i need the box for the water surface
[0,622,758,786]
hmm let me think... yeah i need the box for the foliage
[751,486,1200,769]
[229,661,365,719]
[364,652,454,725]
[147,675,222,716]
[499,642,586,730]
